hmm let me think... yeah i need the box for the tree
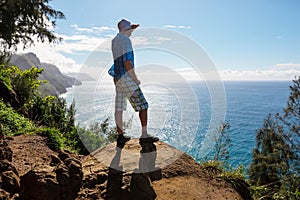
[276,76,300,172]
[0,0,65,61]
[249,76,300,200]
[213,122,231,162]
[249,115,293,199]
[274,76,300,199]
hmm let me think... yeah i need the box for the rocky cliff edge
[0,134,247,200]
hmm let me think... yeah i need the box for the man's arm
[124,60,140,85]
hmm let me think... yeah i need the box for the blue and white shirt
[111,33,134,79]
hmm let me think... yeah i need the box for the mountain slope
[10,53,81,96]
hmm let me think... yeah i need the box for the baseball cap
[118,19,139,32]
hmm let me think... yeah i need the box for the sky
[19,0,300,80]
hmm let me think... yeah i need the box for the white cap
[118,19,139,32]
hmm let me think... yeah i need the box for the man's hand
[124,60,140,85]
[135,79,141,85]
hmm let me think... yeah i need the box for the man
[111,19,159,148]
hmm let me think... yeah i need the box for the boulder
[49,154,63,167]
[0,170,20,196]
[0,189,10,199]
[130,172,156,200]
[0,139,12,162]
[0,137,20,198]
[58,150,72,161]
[20,157,83,200]
[0,160,18,175]
[63,158,83,199]
[56,165,74,200]
[20,166,60,200]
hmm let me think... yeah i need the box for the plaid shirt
[111,33,134,79]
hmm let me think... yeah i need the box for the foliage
[213,122,232,162]
[0,0,91,155]
[200,123,251,199]
[0,63,92,156]
[0,0,65,60]
[272,174,300,200]
[77,127,105,154]
[0,100,34,135]
[198,122,232,165]
[200,160,224,177]
[77,118,118,154]
[200,160,251,200]
[0,64,83,152]
[0,64,13,90]
[26,95,66,127]
[0,64,44,111]
[276,76,300,174]
[0,96,76,152]
[272,77,300,199]
[33,127,64,151]
[249,115,292,199]
[11,66,44,109]
[250,77,300,200]
[223,163,246,181]
[217,164,251,197]
[281,76,300,133]
[26,96,84,152]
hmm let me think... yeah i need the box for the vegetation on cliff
[249,77,300,199]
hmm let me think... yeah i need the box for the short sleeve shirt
[111,33,134,79]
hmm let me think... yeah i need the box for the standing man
[111,19,159,148]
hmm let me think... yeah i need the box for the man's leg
[124,78,159,142]
[139,109,148,135]
[139,108,159,142]
[115,110,130,148]
[114,80,130,148]
[115,110,123,134]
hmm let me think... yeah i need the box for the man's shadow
[105,141,162,200]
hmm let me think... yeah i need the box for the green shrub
[77,127,105,154]
[33,127,64,151]
[76,118,118,154]
[0,65,44,111]
[0,100,34,135]
[201,160,251,200]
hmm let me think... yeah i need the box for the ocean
[62,80,291,169]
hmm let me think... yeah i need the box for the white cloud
[178,25,192,29]
[164,25,192,29]
[71,24,116,34]
[219,69,300,81]
[153,36,172,41]
[71,24,94,33]
[91,26,116,32]
[16,24,113,73]
[275,62,300,69]
[175,68,204,81]
[164,25,177,28]
[56,34,107,53]
[131,36,172,47]
[175,68,300,81]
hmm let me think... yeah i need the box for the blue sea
[62,80,291,169]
